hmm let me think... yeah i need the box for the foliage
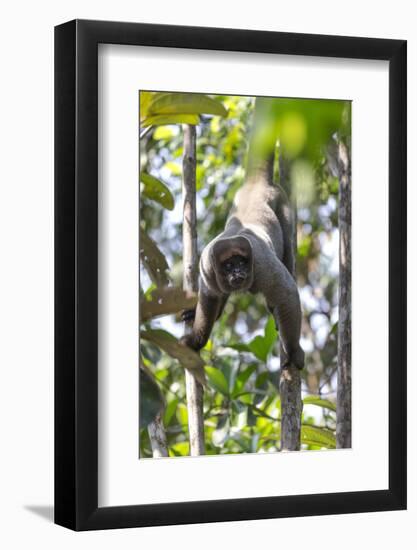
[139,364,165,429]
[141,328,206,386]
[140,91,227,128]
[139,92,350,458]
[140,287,197,323]
[140,172,174,210]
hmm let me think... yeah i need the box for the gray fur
[181,174,304,369]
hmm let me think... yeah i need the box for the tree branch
[279,154,303,451]
[148,414,169,458]
[182,124,205,456]
[334,140,352,448]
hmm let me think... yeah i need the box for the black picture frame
[55,19,407,531]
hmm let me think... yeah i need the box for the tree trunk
[148,414,169,458]
[335,141,352,448]
[182,124,205,456]
[278,154,303,451]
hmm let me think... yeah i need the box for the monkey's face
[220,255,251,291]
[212,236,253,293]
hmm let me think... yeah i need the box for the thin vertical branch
[182,124,205,456]
[148,414,169,458]
[336,141,352,448]
[280,367,302,450]
[279,154,303,451]
[142,357,168,457]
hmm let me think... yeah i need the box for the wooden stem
[335,141,352,448]
[279,154,303,451]
[142,357,169,458]
[182,124,205,456]
[148,414,169,458]
[280,366,302,451]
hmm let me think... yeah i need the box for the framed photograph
[55,19,407,531]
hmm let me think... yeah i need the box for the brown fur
[181,168,304,370]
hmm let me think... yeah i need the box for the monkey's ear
[212,236,252,265]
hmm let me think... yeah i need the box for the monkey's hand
[181,308,196,323]
[179,333,202,351]
[180,286,226,352]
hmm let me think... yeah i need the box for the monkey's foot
[181,308,196,323]
[179,333,201,352]
[281,346,305,370]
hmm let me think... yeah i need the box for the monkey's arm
[262,259,304,369]
[215,294,228,321]
[181,284,227,351]
[182,293,228,324]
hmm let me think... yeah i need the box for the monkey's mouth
[229,276,246,289]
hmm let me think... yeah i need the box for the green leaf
[152,126,175,140]
[140,172,174,210]
[141,329,206,386]
[212,415,230,447]
[205,366,230,396]
[253,371,269,406]
[330,321,338,336]
[232,364,257,397]
[248,335,269,362]
[231,400,247,414]
[227,343,251,353]
[163,398,178,427]
[143,283,157,301]
[139,91,154,121]
[139,365,165,428]
[141,113,200,127]
[247,407,257,427]
[170,441,190,457]
[280,111,307,157]
[140,342,161,364]
[176,402,188,426]
[237,393,253,405]
[264,315,278,348]
[298,235,312,258]
[148,93,228,118]
[139,228,170,286]
[227,316,277,362]
[301,425,336,449]
[252,96,348,165]
[303,396,336,412]
[140,286,197,322]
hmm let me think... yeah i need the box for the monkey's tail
[245,153,275,187]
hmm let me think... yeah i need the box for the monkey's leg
[180,290,226,351]
[264,261,304,369]
[271,304,304,369]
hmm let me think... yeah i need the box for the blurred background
[139,93,351,457]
